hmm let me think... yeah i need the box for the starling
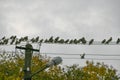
[39,39,43,43]
[48,36,53,43]
[31,38,35,43]
[4,39,9,45]
[74,39,78,44]
[15,40,20,45]
[80,53,85,59]
[35,36,39,42]
[105,37,112,44]
[10,36,13,39]
[81,37,86,44]
[2,36,5,40]
[44,39,49,43]
[101,39,106,44]
[24,36,28,41]
[77,39,81,43]
[69,39,73,44]
[10,39,15,45]
[19,37,24,42]
[89,39,94,45]
[64,39,69,43]
[58,39,64,43]
[54,37,59,43]
[13,36,17,40]
[116,38,120,44]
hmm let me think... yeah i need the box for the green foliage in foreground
[0,52,119,80]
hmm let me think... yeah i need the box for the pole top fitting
[26,43,33,49]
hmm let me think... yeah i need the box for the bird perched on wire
[2,36,5,40]
[80,37,87,44]
[4,39,9,45]
[64,39,69,43]
[15,40,20,45]
[31,38,35,43]
[39,39,43,43]
[69,39,74,44]
[89,39,94,45]
[73,39,78,44]
[44,39,49,43]
[80,53,85,59]
[77,39,81,43]
[54,37,59,43]
[105,37,112,44]
[35,36,39,42]
[10,36,16,45]
[101,39,106,44]
[116,38,120,44]
[24,36,28,41]
[48,36,54,43]
[58,39,64,44]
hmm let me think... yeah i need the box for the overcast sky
[0,0,120,74]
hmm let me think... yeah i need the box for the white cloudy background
[0,0,120,74]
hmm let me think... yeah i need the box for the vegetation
[0,51,119,80]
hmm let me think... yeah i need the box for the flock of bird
[0,36,120,45]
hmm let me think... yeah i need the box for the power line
[0,51,120,60]
[59,57,120,60]
[41,41,120,45]
[0,51,120,56]
[0,41,120,46]
[41,52,120,56]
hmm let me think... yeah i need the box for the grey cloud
[0,0,120,37]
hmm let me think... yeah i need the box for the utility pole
[16,43,39,80]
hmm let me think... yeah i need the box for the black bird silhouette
[69,39,74,44]
[31,38,35,43]
[15,40,20,45]
[0,42,2,45]
[58,39,64,43]
[24,36,28,41]
[19,37,24,42]
[13,36,17,40]
[10,36,14,39]
[105,37,112,44]
[48,36,54,43]
[4,39,9,44]
[44,39,49,43]
[10,39,15,45]
[35,36,39,42]
[2,36,5,40]
[89,39,94,45]
[73,39,78,44]
[80,53,85,59]
[64,39,69,43]
[81,37,86,44]
[101,39,106,44]
[116,38,120,44]
[39,39,43,43]
[10,35,16,40]
[77,39,81,43]
[54,37,59,43]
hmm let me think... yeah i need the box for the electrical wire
[61,57,120,60]
[40,52,120,56]
[0,51,120,56]
[0,41,120,46]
